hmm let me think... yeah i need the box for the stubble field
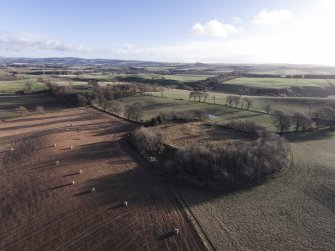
[0,108,205,250]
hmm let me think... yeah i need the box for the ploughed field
[0,108,205,250]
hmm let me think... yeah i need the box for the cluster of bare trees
[189,91,209,102]
[225,119,269,137]
[130,127,164,156]
[226,95,254,109]
[271,105,335,134]
[158,110,208,122]
[93,83,158,102]
[271,110,314,135]
[171,128,290,190]
[43,80,89,106]
[125,102,143,121]
[105,101,123,116]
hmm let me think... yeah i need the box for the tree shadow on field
[158,231,176,240]
[4,112,86,124]
[59,140,126,162]
[286,128,335,142]
[47,182,73,191]
[31,162,56,170]
[93,123,135,137]
[0,115,96,132]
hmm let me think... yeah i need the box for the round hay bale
[55,161,60,165]
[71,180,75,185]
[10,147,14,151]
[70,146,73,149]
[66,127,69,131]
[53,144,57,147]
[90,187,96,193]
[173,228,179,235]
[123,201,128,207]
[79,170,83,174]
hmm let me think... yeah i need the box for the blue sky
[0,0,334,65]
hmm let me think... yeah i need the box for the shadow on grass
[286,128,335,142]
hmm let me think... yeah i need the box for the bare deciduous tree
[272,110,291,135]
[125,102,143,121]
[226,95,239,107]
[108,101,123,115]
[212,96,216,104]
[292,111,314,132]
[244,98,254,110]
[203,92,209,102]
[189,91,196,101]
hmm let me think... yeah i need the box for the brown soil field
[0,108,206,250]
[152,122,252,149]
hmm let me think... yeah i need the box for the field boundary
[90,105,142,125]
[124,133,213,251]
[169,186,216,251]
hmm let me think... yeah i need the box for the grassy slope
[57,73,211,82]
[0,79,47,93]
[118,94,274,128]
[224,77,330,89]
[151,89,335,114]
[177,131,335,250]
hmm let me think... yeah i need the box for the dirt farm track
[0,108,205,250]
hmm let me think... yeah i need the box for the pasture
[224,77,330,89]
[118,94,274,129]
[150,89,335,115]
[0,108,205,250]
[176,130,335,250]
[0,79,47,93]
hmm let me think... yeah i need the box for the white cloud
[253,9,293,27]
[191,19,240,38]
[231,16,242,24]
[0,31,95,53]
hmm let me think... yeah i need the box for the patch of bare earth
[152,122,251,149]
[0,108,205,250]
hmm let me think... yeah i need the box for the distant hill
[1,57,335,75]
[0,57,167,67]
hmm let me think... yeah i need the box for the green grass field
[177,130,335,250]
[150,89,335,115]
[224,77,330,89]
[118,94,274,129]
[117,73,212,82]
[0,79,47,94]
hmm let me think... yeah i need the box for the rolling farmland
[0,108,206,250]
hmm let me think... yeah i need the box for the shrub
[35,106,45,114]
[130,127,164,156]
[225,119,268,137]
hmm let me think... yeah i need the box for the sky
[0,0,334,65]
